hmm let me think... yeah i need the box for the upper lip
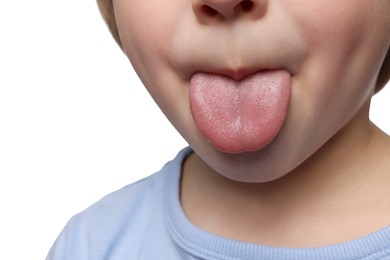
[170,47,302,81]
[191,66,291,81]
[209,67,281,81]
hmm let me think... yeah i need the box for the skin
[113,0,390,247]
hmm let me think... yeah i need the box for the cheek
[113,0,194,131]
[288,1,369,39]
[285,1,390,139]
[289,1,386,98]
[114,0,187,58]
[113,0,186,98]
[287,0,386,71]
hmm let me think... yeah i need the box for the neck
[180,103,390,247]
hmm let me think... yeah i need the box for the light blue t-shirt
[47,147,390,259]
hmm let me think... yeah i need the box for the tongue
[189,70,291,154]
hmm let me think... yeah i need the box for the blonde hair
[96,0,390,92]
[96,0,122,48]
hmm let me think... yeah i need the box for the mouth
[204,67,279,81]
[183,61,297,82]
[189,69,292,154]
[167,28,304,153]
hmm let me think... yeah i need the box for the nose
[192,0,267,22]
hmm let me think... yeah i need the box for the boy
[48,0,390,259]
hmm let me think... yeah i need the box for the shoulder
[47,147,192,260]
[46,175,159,259]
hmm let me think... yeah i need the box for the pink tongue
[190,70,291,154]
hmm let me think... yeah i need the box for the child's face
[114,0,390,182]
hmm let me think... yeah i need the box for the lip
[192,67,293,81]
[212,67,290,81]
[170,43,303,82]
[213,67,266,81]
[169,24,307,83]
[170,46,303,82]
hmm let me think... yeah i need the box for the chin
[193,140,298,183]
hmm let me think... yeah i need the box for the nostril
[200,5,219,17]
[240,0,254,12]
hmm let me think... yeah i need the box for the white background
[0,1,389,259]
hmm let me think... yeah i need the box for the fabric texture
[47,147,390,260]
